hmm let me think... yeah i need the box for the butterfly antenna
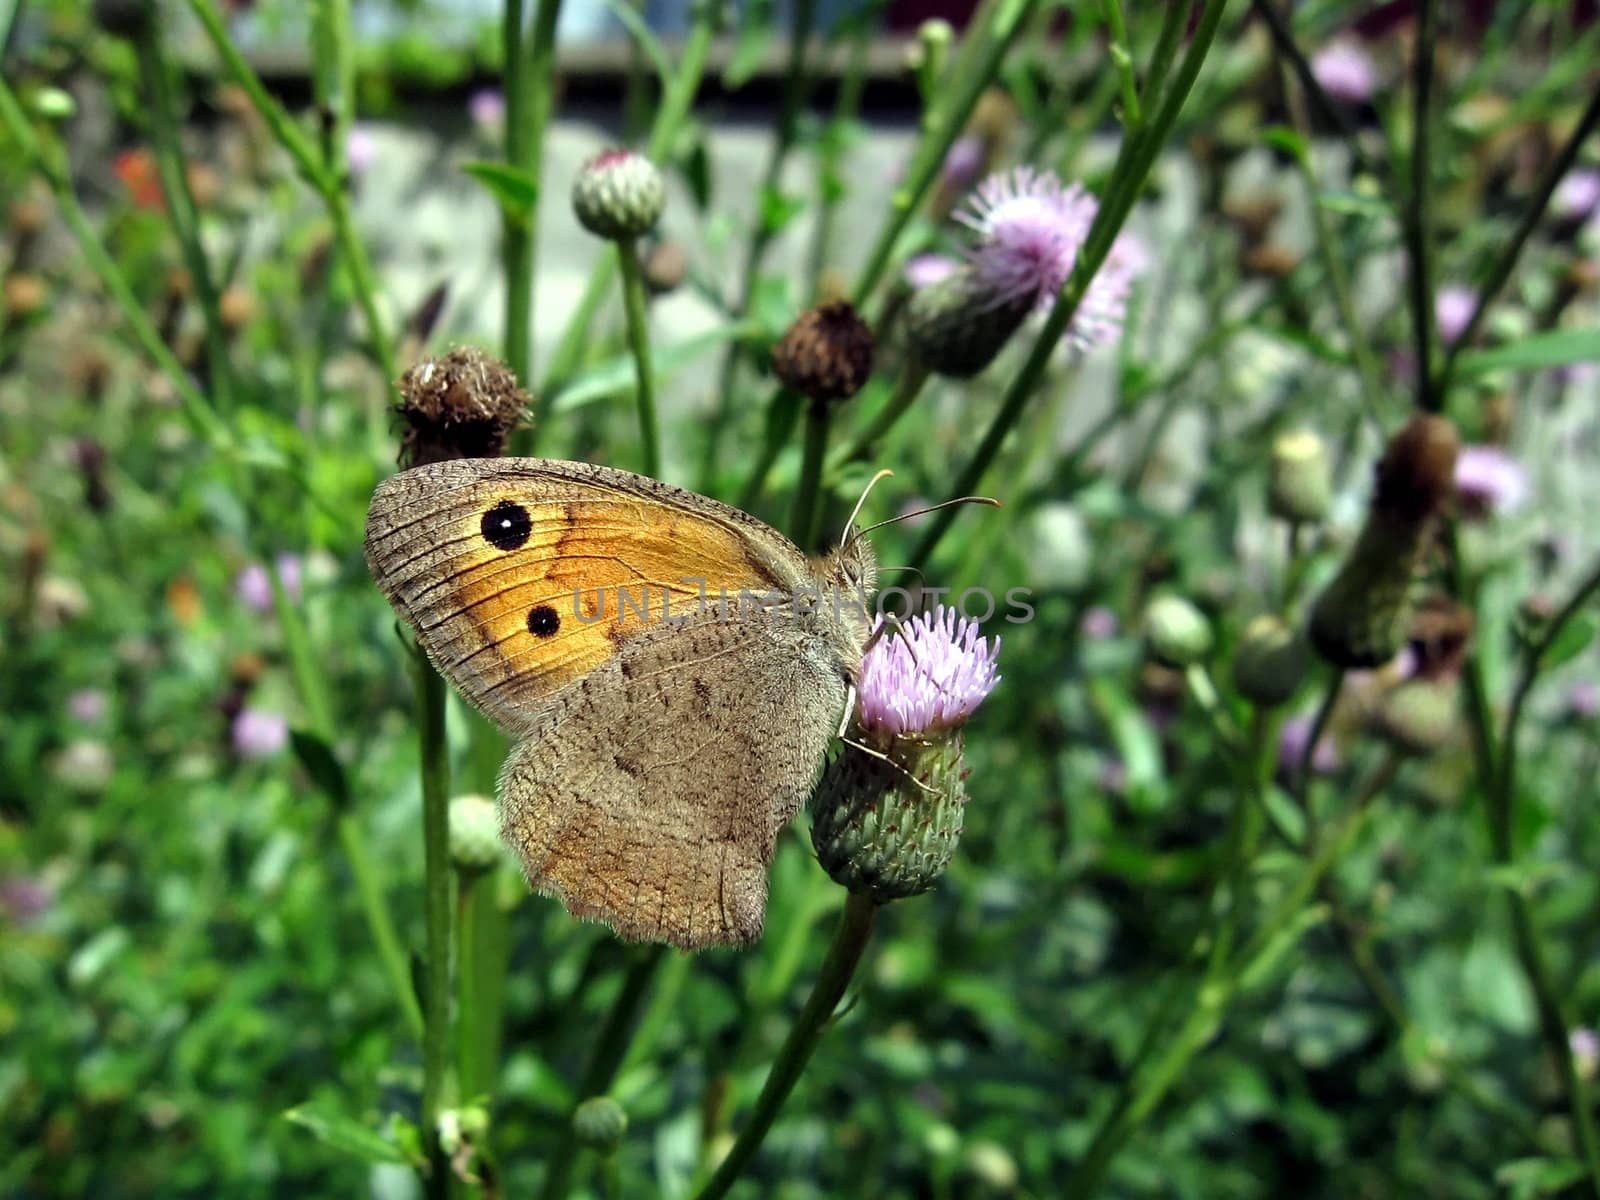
[839,469,895,550]
[850,495,1000,544]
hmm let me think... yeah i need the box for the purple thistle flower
[1278,715,1340,778]
[1080,605,1119,641]
[904,253,959,290]
[1454,444,1529,517]
[346,124,378,179]
[232,708,289,759]
[1311,40,1377,104]
[236,554,302,615]
[1,876,54,926]
[1553,168,1600,222]
[68,687,107,723]
[1435,285,1477,345]
[957,166,1144,351]
[470,89,506,133]
[942,134,985,189]
[857,606,1001,737]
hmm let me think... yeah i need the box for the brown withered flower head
[395,346,529,468]
[771,300,875,405]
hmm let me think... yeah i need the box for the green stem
[136,33,234,411]
[411,645,454,1198]
[693,891,878,1200]
[539,945,668,1200]
[0,78,225,447]
[615,239,660,477]
[1099,0,1142,127]
[828,361,930,474]
[909,0,1230,571]
[1293,668,1345,842]
[503,0,565,389]
[1064,752,1399,1199]
[736,389,805,510]
[850,0,1040,308]
[456,866,507,1101]
[702,0,819,482]
[806,9,876,297]
[1435,85,1600,397]
[790,399,833,550]
[1402,0,1439,411]
[342,815,426,1039]
[537,9,716,404]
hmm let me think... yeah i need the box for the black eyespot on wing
[482,500,532,551]
[527,605,560,637]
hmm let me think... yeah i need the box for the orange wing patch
[365,463,784,732]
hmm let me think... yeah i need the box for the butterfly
[364,458,877,950]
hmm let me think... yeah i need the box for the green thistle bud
[811,608,1000,902]
[572,149,665,241]
[573,1096,628,1155]
[903,266,1032,378]
[1269,429,1332,524]
[772,300,875,403]
[1143,594,1213,668]
[812,729,969,902]
[1231,614,1309,706]
[448,794,502,871]
[1309,415,1460,669]
[1373,676,1460,755]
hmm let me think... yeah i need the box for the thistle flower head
[1311,39,1377,104]
[955,167,1144,351]
[1454,444,1529,517]
[1435,285,1477,345]
[857,607,1000,737]
[1553,167,1600,222]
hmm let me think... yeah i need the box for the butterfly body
[364,458,876,949]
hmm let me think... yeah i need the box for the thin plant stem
[1435,85,1600,396]
[850,0,1041,308]
[503,0,565,389]
[456,866,507,1101]
[536,9,716,405]
[829,361,930,473]
[737,389,805,510]
[693,891,878,1200]
[1100,0,1142,127]
[791,398,833,551]
[1293,668,1345,842]
[1403,0,1439,412]
[411,644,454,1199]
[615,239,661,477]
[136,33,234,411]
[702,0,819,481]
[909,0,1231,571]
[0,78,224,447]
[538,945,668,1200]
[1064,751,1400,1199]
[806,7,878,297]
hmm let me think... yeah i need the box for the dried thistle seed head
[1373,414,1461,524]
[571,148,665,241]
[771,300,875,403]
[1269,429,1332,524]
[395,346,529,467]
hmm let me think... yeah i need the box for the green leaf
[549,325,760,412]
[723,6,775,89]
[460,161,539,222]
[1541,612,1597,670]
[290,729,349,809]
[1315,190,1392,219]
[1259,125,1307,162]
[600,0,672,95]
[758,185,806,236]
[1455,329,1600,377]
[1496,1157,1588,1200]
[283,1104,405,1165]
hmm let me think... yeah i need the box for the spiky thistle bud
[903,267,1034,378]
[448,794,502,872]
[1309,415,1460,669]
[1232,614,1309,706]
[1269,429,1332,524]
[812,608,1000,902]
[772,300,875,403]
[1143,594,1213,668]
[573,1097,628,1155]
[572,149,665,241]
[395,346,529,467]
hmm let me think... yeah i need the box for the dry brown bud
[3,273,47,318]
[219,286,255,333]
[642,241,687,295]
[771,301,874,404]
[396,346,529,467]
[1372,414,1461,524]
